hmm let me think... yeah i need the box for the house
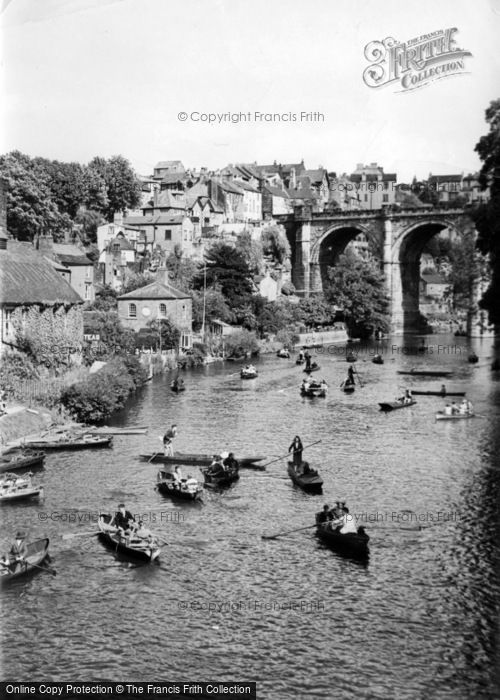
[122,214,195,256]
[208,179,245,222]
[420,273,448,299]
[35,234,95,302]
[427,174,463,204]
[117,281,192,350]
[187,196,224,238]
[296,169,330,206]
[0,233,83,356]
[153,160,185,180]
[262,186,293,217]
[233,180,262,222]
[461,173,489,205]
[141,190,186,216]
[99,233,137,290]
[208,319,243,337]
[349,163,397,209]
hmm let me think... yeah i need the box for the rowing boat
[287,462,323,492]
[303,363,320,374]
[346,354,357,363]
[86,426,148,435]
[315,523,369,557]
[379,400,417,412]
[0,473,44,504]
[139,452,265,468]
[277,349,290,358]
[300,383,327,398]
[435,411,475,421]
[200,463,239,488]
[397,370,453,377]
[22,435,113,450]
[0,538,50,584]
[171,380,186,392]
[411,390,465,397]
[97,514,160,562]
[240,367,258,379]
[371,355,384,364]
[156,469,203,500]
[468,353,478,364]
[0,450,46,473]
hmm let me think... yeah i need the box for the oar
[354,366,364,387]
[257,440,322,470]
[30,561,57,576]
[148,452,160,463]
[262,523,317,540]
[62,531,100,540]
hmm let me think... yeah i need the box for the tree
[236,231,265,274]
[147,318,180,350]
[194,242,254,307]
[75,207,105,244]
[191,288,234,331]
[324,252,390,338]
[165,250,200,292]
[261,225,291,264]
[473,98,500,324]
[296,297,336,328]
[121,271,154,294]
[82,311,135,361]
[33,158,88,218]
[88,155,141,221]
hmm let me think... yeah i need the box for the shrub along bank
[61,356,148,423]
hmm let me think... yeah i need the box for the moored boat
[170,379,186,392]
[315,523,369,557]
[97,514,160,562]
[379,400,417,412]
[0,538,50,584]
[0,450,46,473]
[156,469,203,500]
[372,354,384,365]
[200,463,239,488]
[0,473,44,504]
[287,462,323,492]
[86,426,148,435]
[139,452,266,469]
[277,349,290,359]
[22,435,113,450]
[240,366,258,379]
[411,390,465,397]
[303,363,320,374]
[435,411,475,421]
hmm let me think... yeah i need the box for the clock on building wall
[142,306,151,317]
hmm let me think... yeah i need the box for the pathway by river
[1,334,499,700]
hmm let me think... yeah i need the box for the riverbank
[0,405,60,447]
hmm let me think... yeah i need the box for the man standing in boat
[163,424,178,456]
[288,436,304,466]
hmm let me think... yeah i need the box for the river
[1,334,500,700]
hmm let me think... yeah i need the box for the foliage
[165,251,200,292]
[236,231,265,274]
[445,224,480,310]
[146,318,181,350]
[473,98,500,324]
[223,330,260,358]
[121,271,153,294]
[257,299,297,334]
[85,285,118,311]
[61,358,142,423]
[87,155,141,221]
[276,329,300,348]
[193,242,254,307]
[324,252,390,338]
[191,288,234,331]
[82,310,135,361]
[75,207,105,244]
[280,280,296,296]
[11,305,83,370]
[296,297,336,328]
[261,225,291,264]
[0,351,40,396]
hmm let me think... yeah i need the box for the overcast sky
[1,0,499,180]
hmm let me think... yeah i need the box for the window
[364,194,368,202]
[182,304,187,321]
[192,217,200,223]
[112,243,120,252]
[159,303,167,317]
[382,194,389,202]
[3,309,13,337]
[85,283,91,300]
[181,333,191,348]
[204,217,210,225]
[128,303,137,318]
[86,266,91,279]
[164,230,172,241]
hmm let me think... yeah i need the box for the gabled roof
[154,160,185,170]
[52,242,93,266]
[117,281,191,301]
[264,186,290,199]
[107,235,135,251]
[428,174,463,184]
[218,180,245,195]
[234,179,260,193]
[124,214,185,226]
[143,191,186,210]
[160,173,186,185]
[301,169,328,184]
[421,273,447,285]
[0,240,83,306]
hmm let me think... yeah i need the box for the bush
[0,351,40,397]
[61,357,143,423]
[224,330,260,358]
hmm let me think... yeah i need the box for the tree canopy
[194,242,254,307]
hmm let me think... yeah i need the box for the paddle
[262,523,317,540]
[148,452,160,464]
[31,561,57,576]
[256,440,322,470]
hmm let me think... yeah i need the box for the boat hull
[87,426,148,435]
[0,451,46,473]
[156,471,203,500]
[240,371,258,379]
[379,400,417,412]
[316,525,369,557]
[435,412,475,421]
[411,391,465,397]
[301,387,327,398]
[140,452,265,469]
[397,371,452,377]
[200,466,239,488]
[303,365,320,374]
[98,515,160,562]
[0,538,50,584]
[287,462,323,492]
[0,487,43,504]
[23,437,113,450]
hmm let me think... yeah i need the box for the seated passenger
[316,505,333,524]
[444,404,453,416]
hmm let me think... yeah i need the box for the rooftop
[117,281,191,301]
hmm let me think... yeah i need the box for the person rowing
[316,504,333,525]
[347,365,355,385]
[1,531,29,572]
[330,505,358,534]
[110,503,136,539]
[223,452,239,471]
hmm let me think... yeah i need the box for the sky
[1,0,499,181]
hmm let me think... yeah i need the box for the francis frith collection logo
[362,28,472,92]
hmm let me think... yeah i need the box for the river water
[1,334,500,700]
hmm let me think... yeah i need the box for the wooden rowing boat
[300,383,327,398]
[303,363,320,374]
[410,390,465,397]
[435,411,475,421]
[170,380,186,392]
[86,426,148,435]
[200,464,239,488]
[0,538,50,584]
[97,514,160,562]
[379,400,417,412]
[287,462,323,492]
[346,354,357,363]
[0,450,46,473]
[397,370,452,377]
[315,524,369,557]
[240,368,258,379]
[156,469,203,500]
[277,349,290,358]
[0,474,44,504]
[139,452,266,469]
[371,354,384,364]
[23,435,113,450]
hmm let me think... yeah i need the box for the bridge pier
[292,207,312,297]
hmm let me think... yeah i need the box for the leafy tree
[324,252,390,338]
[223,330,260,358]
[194,242,254,307]
[121,271,153,294]
[257,299,297,334]
[147,318,181,350]
[83,311,135,361]
[296,297,336,328]
[88,155,141,221]
[85,285,118,311]
[236,231,265,274]
[33,158,88,218]
[261,225,291,264]
[473,98,500,324]
[191,288,234,331]
[165,250,200,291]
[75,207,105,244]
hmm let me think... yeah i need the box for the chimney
[36,233,54,257]
[153,185,159,208]
[289,167,296,190]
[113,211,124,226]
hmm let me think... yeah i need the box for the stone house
[262,186,293,217]
[349,163,397,209]
[35,234,95,302]
[117,281,193,349]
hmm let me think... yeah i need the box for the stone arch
[311,222,383,292]
[391,217,464,332]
